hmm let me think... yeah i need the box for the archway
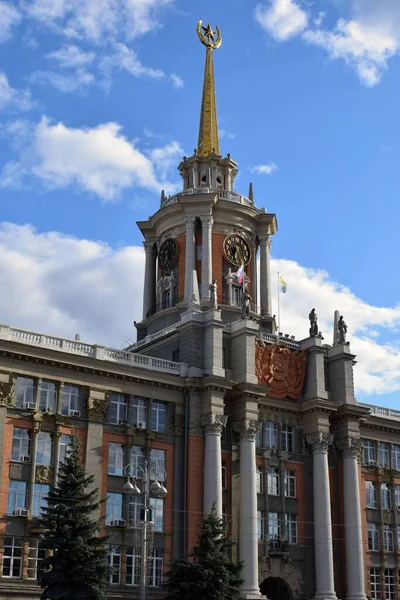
[260,576,293,600]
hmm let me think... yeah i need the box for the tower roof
[196,20,221,157]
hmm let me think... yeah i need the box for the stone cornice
[300,397,339,415]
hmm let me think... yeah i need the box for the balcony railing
[162,189,254,208]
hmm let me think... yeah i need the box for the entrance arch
[260,576,293,600]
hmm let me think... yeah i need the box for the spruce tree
[37,435,111,600]
[165,507,243,600]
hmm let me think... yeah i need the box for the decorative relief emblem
[0,375,16,406]
[33,411,57,433]
[88,396,108,422]
[36,465,53,484]
[255,342,307,400]
[384,510,393,524]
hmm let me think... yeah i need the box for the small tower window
[201,174,207,184]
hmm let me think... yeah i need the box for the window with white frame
[285,514,298,544]
[151,401,167,432]
[108,443,125,476]
[392,445,400,471]
[27,539,46,580]
[383,526,394,552]
[366,481,378,508]
[284,470,296,498]
[130,397,147,428]
[149,549,163,587]
[36,432,52,466]
[267,468,279,496]
[129,445,145,478]
[370,568,381,600]
[11,428,31,461]
[150,497,164,532]
[264,422,278,448]
[381,483,391,509]
[59,434,72,464]
[126,546,140,585]
[385,569,396,600]
[16,377,35,409]
[281,425,294,453]
[268,512,280,541]
[7,481,27,514]
[363,440,376,465]
[396,485,400,510]
[257,511,263,540]
[107,545,121,584]
[106,493,123,525]
[222,462,227,489]
[256,467,263,494]
[128,496,144,527]
[378,443,389,467]
[61,385,80,416]
[32,484,49,517]
[368,523,379,551]
[2,537,23,578]
[150,449,166,481]
[39,381,57,412]
[108,394,127,425]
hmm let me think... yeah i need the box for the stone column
[252,243,259,311]
[200,216,213,303]
[225,268,234,306]
[307,432,337,600]
[201,413,227,516]
[28,429,39,513]
[53,427,62,483]
[142,240,156,320]
[337,437,367,600]
[259,235,272,317]
[234,419,264,599]
[184,216,196,302]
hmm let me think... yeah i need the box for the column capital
[143,239,156,253]
[200,215,214,228]
[336,436,362,460]
[307,431,333,454]
[258,234,272,251]
[201,412,227,435]
[233,418,261,441]
[184,216,196,228]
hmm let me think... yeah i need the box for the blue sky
[0,0,400,408]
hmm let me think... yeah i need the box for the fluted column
[142,240,156,319]
[307,432,337,600]
[184,216,196,302]
[337,437,367,600]
[234,419,264,599]
[259,235,272,317]
[252,243,259,311]
[200,215,213,303]
[201,413,227,516]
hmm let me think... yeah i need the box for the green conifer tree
[165,507,243,600]
[37,435,111,600]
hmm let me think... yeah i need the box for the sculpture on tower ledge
[209,279,218,309]
[241,287,252,319]
[338,315,348,344]
[309,308,318,337]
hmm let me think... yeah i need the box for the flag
[236,263,245,284]
[279,275,287,294]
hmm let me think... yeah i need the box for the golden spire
[196,20,222,156]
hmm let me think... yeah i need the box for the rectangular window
[128,496,144,527]
[7,481,27,515]
[108,443,125,476]
[256,467,263,494]
[284,470,296,498]
[363,440,376,465]
[368,523,379,551]
[392,445,400,471]
[396,485,400,510]
[151,401,167,432]
[2,537,23,578]
[39,381,57,412]
[27,539,46,581]
[385,569,395,600]
[129,446,145,478]
[36,432,52,466]
[11,428,31,461]
[222,462,226,490]
[130,397,147,428]
[126,547,140,586]
[32,484,49,517]
[378,443,389,467]
[381,483,391,509]
[370,568,381,600]
[281,425,294,453]
[16,377,35,409]
[264,422,278,448]
[383,526,394,552]
[150,449,166,481]
[106,493,123,525]
[366,481,378,508]
[107,545,121,584]
[107,394,127,425]
[268,468,280,496]
[268,512,280,541]
[59,434,72,464]
[148,549,163,587]
[150,498,164,532]
[285,514,298,544]
[257,510,263,540]
[61,384,80,416]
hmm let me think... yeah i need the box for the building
[0,19,399,600]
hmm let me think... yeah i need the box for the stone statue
[338,315,348,344]
[241,287,252,319]
[209,279,218,309]
[309,308,318,337]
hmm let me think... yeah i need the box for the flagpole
[277,271,281,333]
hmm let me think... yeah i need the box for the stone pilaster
[142,239,156,319]
[201,412,227,516]
[259,235,272,317]
[327,344,357,405]
[230,319,259,385]
[184,216,196,302]
[200,215,213,303]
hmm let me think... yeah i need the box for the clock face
[223,234,251,267]
[158,238,177,270]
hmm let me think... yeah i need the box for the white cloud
[0,72,34,111]
[0,1,21,43]
[29,69,94,92]
[251,162,278,175]
[101,42,165,80]
[170,73,184,88]
[150,140,183,181]
[255,0,308,41]
[220,129,235,140]
[46,44,95,68]
[0,117,181,200]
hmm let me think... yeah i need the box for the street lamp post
[123,460,167,600]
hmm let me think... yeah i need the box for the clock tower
[135,20,277,347]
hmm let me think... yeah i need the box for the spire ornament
[196,19,221,156]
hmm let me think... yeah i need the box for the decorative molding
[0,375,16,406]
[33,411,58,433]
[201,412,227,435]
[36,465,53,484]
[306,432,333,454]
[184,216,196,228]
[233,419,261,441]
[255,342,307,400]
[336,436,362,460]
[87,396,109,422]
[143,239,156,253]
[199,215,214,228]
